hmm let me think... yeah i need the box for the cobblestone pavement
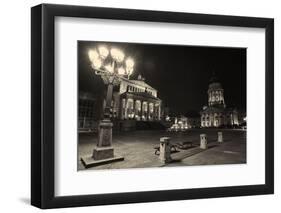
[78,129,246,171]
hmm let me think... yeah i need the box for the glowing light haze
[88,46,135,77]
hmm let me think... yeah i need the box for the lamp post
[82,46,134,166]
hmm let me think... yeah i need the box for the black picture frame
[31,3,274,209]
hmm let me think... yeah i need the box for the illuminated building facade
[169,114,201,131]
[200,76,239,127]
[110,74,162,121]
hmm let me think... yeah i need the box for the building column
[154,104,157,121]
[148,103,154,120]
[128,98,133,119]
[144,102,148,121]
[124,98,128,119]
[145,102,148,120]
[134,100,138,120]
[158,103,161,120]
[148,102,151,121]
[152,103,155,121]
[140,101,143,120]
[133,99,136,119]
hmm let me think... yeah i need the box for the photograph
[78,41,247,170]
[30,3,274,209]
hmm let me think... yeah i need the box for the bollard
[218,131,223,143]
[159,137,172,163]
[200,134,208,149]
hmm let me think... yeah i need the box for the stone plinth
[93,146,114,160]
[218,131,223,143]
[159,137,172,163]
[81,119,124,168]
[200,134,208,149]
[81,155,124,169]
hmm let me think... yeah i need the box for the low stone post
[200,134,208,149]
[218,131,223,143]
[159,137,172,163]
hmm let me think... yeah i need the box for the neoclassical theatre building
[200,76,239,127]
[78,75,162,132]
[111,74,162,121]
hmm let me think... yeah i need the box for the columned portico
[120,92,162,121]
[109,74,162,122]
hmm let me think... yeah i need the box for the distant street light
[86,46,135,165]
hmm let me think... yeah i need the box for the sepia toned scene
[78,41,246,171]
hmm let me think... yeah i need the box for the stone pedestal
[200,134,208,149]
[92,146,114,160]
[159,137,172,163]
[218,131,223,143]
[80,119,124,168]
[97,120,113,147]
[92,120,114,159]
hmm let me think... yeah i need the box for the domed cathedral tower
[200,73,239,128]
[207,75,226,108]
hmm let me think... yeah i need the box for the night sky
[78,41,246,114]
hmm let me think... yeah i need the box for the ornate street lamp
[83,45,134,166]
